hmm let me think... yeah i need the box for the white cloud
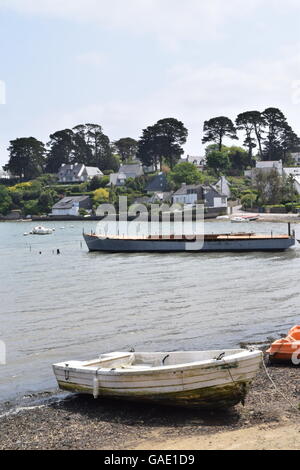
[0,0,263,47]
[2,0,300,166]
[49,45,300,155]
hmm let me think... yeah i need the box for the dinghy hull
[53,349,262,409]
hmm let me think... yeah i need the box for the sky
[1,0,300,167]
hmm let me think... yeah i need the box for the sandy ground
[134,423,300,450]
[0,355,299,450]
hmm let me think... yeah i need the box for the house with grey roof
[213,176,231,198]
[172,184,227,208]
[109,162,144,186]
[145,172,169,193]
[51,196,93,216]
[58,164,103,183]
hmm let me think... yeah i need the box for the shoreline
[0,354,299,450]
[0,215,300,224]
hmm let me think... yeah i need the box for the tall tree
[137,126,160,170]
[152,118,188,169]
[113,138,138,162]
[262,107,288,160]
[254,168,283,205]
[279,124,300,164]
[246,111,266,158]
[236,112,258,165]
[72,124,115,171]
[46,129,75,173]
[227,146,249,172]
[137,118,188,170]
[6,137,46,180]
[202,116,238,151]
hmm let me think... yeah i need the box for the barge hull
[83,234,295,252]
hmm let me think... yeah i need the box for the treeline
[3,108,300,182]
[203,107,300,163]
[3,118,188,181]
[4,124,128,181]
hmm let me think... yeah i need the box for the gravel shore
[0,354,299,450]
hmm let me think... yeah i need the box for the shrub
[93,188,110,204]
[23,200,40,216]
[241,193,257,209]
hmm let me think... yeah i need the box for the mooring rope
[262,358,299,413]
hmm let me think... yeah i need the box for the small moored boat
[267,326,300,364]
[53,349,262,409]
[32,225,53,235]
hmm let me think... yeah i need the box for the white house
[109,162,144,186]
[58,164,103,183]
[51,196,93,216]
[172,184,227,208]
[283,167,300,194]
[180,155,206,169]
[245,160,283,179]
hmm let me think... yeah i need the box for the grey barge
[83,230,296,253]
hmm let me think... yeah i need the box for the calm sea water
[0,220,300,403]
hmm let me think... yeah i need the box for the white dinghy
[32,225,54,235]
[53,349,262,409]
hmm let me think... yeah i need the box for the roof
[59,163,85,173]
[85,167,103,177]
[173,184,226,198]
[256,160,282,169]
[119,163,143,177]
[52,195,91,210]
[173,184,203,196]
[145,173,169,192]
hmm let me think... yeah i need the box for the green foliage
[137,118,188,170]
[113,138,138,162]
[202,117,238,151]
[125,175,147,192]
[206,150,230,175]
[254,169,283,205]
[0,185,13,215]
[38,191,54,213]
[6,137,46,180]
[35,173,58,185]
[23,199,40,216]
[78,208,89,216]
[46,129,74,173]
[167,162,203,188]
[241,192,257,209]
[88,176,105,191]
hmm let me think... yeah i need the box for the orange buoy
[266,326,300,364]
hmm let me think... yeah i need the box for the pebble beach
[0,354,299,451]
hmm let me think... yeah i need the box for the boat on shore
[83,226,295,252]
[231,214,259,223]
[53,348,262,409]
